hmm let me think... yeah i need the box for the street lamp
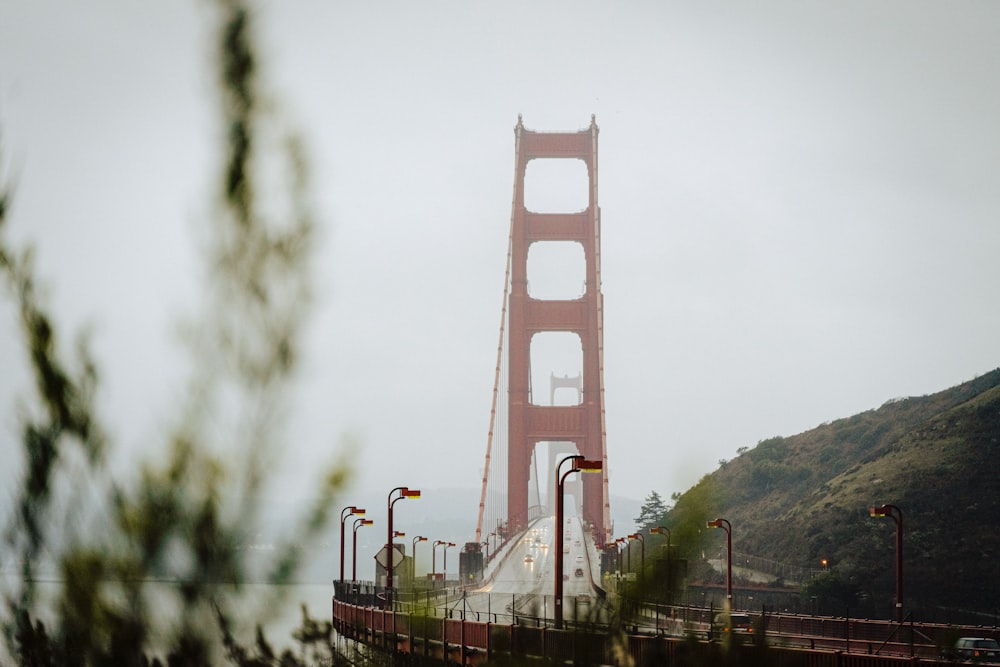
[604,542,619,578]
[870,503,904,622]
[628,533,645,587]
[390,531,406,589]
[386,487,420,604]
[352,518,373,581]
[411,535,427,584]
[340,505,366,582]
[432,539,447,588]
[707,517,732,609]
[554,454,603,629]
[443,542,456,587]
[651,526,672,603]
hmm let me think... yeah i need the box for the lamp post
[651,526,672,603]
[487,531,496,561]
[628,533,645,587]
[432,539,447,588]
[442,542,456,588]
[605,542,619,578]
[554,455,603,629]
[340,506,366,582]
[411,535,427,585]
[386,487,420,605]
[707,518,732,609]
[870,503,904,622]
[391,531,406,590]
[352,518,373,581]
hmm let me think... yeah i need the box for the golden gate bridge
[329,117,991,665]
[474,114,612,558]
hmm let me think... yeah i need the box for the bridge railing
[333,596,966,666]
[335,584,997,658]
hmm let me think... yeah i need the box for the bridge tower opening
[505,115,611,545]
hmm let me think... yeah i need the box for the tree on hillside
[1,2,349,664]
[634,491,670,530]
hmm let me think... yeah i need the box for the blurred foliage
[1,1,350,664]
[667,474,718,563]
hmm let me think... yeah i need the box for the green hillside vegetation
[664,367,1000,619]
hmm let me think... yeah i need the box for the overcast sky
[2,2,999,517]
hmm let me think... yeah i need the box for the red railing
[332,599,970,666]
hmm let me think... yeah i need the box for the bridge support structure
[506,115,611,545]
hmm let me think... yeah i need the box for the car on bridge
[946,637,1000,661]
[574,567,584,578]
[712,612,754,636]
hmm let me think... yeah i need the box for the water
[246,582,337,644]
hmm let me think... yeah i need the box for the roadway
[453,515,609,626]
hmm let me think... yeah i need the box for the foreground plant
[1,2,348,664]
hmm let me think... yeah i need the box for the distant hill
[664,367,1000,620]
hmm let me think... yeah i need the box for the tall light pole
[628,533,645,587]
[707,518,732,609]
[432,539,447,588]
[411,535,427,585]
[605,542,619,578]
[352,518,373,581]
[650,525,670,545]
[651,525,671,603]
[554,455,603,629]
[442,542,456,587]
[391,531,406,589]
[870,504,904,622]
[386,487,420,605]
[340,506,366,582]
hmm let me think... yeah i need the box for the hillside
[665,367,1000,619]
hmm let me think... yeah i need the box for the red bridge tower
[507,115,610,545]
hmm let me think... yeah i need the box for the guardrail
[333,597,977,666]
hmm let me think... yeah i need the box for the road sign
[375,545,405,568]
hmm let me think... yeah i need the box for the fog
[2,2,998,518]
